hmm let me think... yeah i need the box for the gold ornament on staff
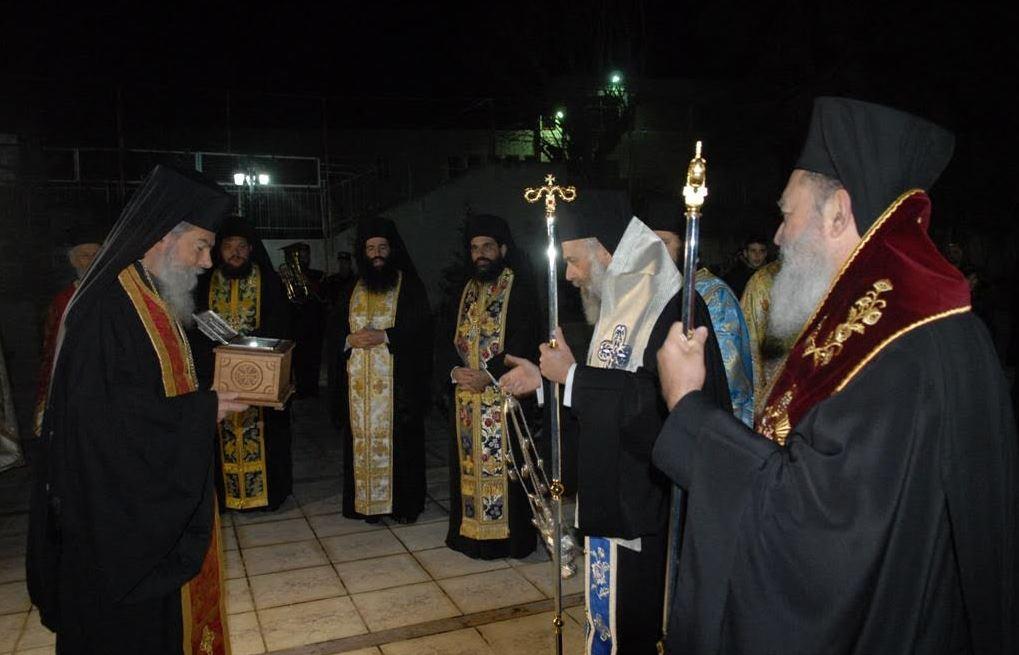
[523,173,577,655]
[524,174,577,347]
[680,141,708,336]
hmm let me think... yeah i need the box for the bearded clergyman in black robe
[27,165,249,654]
[193,215,294,512]
[438,214,541,560]
[514,191,731,654]
[653,98,1018,654]
[337,217,432,524]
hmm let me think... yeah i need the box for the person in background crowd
[723,234,769,298]
[33,208,106,437]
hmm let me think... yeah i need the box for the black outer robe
[568,290,731,654]
[28,270,219,653]
[653,313,1018,654]
[192,264,295,512]
[292,269,327,397]
[337,272,433,521]
[439,271,542,560]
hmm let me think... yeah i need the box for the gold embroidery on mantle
[200,626,215,654]
[454,268,514,540]
[348,273,403,516]
[758,387,794,446]
[802,279,893,367]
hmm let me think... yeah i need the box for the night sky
[3,1,1017,226]
[3,3,1013,96]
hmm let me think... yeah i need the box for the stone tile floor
[0,395,585,654]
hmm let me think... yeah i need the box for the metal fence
[30,147,328,237]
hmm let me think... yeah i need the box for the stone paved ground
[0,395,584,655]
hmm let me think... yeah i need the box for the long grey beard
[152,251,201,328]
[769,223,836,342]
[580,257,608,326]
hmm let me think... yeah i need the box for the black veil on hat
[795,97,955,234]
[62,164,231,334]
[355,216,421,282]
[556,189,632,253]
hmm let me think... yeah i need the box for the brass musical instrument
[279,245,316,304]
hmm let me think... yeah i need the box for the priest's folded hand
[658,322,707,410]
[453,367,489,393]
[499,354,541,396]
[538,326,574,384]
[216,390,250,422]
[349,328,386,349]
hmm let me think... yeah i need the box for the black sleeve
[434,287,464,383]
[488,281,541,380]
[385,276,434,409]
[189,273,215,387]
[570,363,667,538]
[257,272,293,339]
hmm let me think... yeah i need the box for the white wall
[331,163,570,307]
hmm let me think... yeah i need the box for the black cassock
[653,313,1018,654]
[336,274,433,521]
[568,291,731,654]
[438,275,542,560]
[293,269,327,397]
[192,268,295,512]
[28,273,219,653]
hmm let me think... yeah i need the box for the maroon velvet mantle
[756,190,971,444]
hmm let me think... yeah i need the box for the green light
[610,72,622,85]
[554,109,565,120]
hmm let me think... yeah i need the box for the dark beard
[471,256,507,283]
[363,258,399,291]
[220,258,254,279]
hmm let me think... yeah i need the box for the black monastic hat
[465,214,512,245]
[795,97,955,233]
[556,189,632,252]
[640,193,684,235]
[354,216,421,281]
[59,164,232,331]
[219,215,257,243]
[66,221,107,247]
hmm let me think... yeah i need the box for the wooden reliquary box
[212,337,295,409]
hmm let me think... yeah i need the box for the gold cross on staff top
[524,174,577,219]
